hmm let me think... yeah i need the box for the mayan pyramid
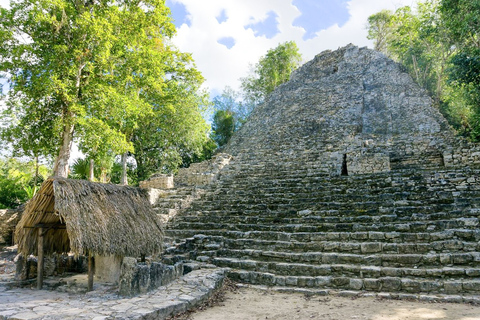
[160,44,480,300]
[225,44,458,173]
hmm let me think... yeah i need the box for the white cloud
[0,0,416,96]
[172,0,415,95]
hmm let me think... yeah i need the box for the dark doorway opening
[341,154,348,176]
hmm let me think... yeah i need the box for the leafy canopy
[0,0,208,178]
[241,41,302,106]
[366,0,480,141]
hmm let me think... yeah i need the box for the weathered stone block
[363,279,380,291]
[315,276,332,287]
[360,266,381,277]
[139,175,174,189]
[361,242,382,253]
[381,267,401,277]
[332,277,350,287]
[401,279,420,292]
[381,277,402,291]
[452,253,473,264]
[349,278,363,290]
[463,280,480,292]
[444,282,463,294]
[466,269,480,277]
[419,281,441,293]
[285,276,298,286]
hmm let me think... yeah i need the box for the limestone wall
[119,258,183,296]
[347,151,390,175]
[95,255,123,283]
[0,207,22,245]
[223,45,458,173]
[15,253,87,281]
[139,175,174,189]
[175,153,232,187]
[444,143,480,167]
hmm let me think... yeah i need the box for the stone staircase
[161,45,480,299]
[152,186,205,223]
[164,156,480,296]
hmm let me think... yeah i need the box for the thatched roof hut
[15,177,163,258]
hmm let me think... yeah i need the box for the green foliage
[367,10,394,53]
[366,0,480,139]
[241,41,302,105]
[0,0,208,178]
[0,158,49,208]
[439,0,480,140]
[110,159,138,186]
[180,137,217,169]
[213,86,254,130]
[212,110,235,147]
[23,185,38,199]
[440,0,480,47]
[0,177,25,209]
[132,83,212,181]
[70,157,92,180]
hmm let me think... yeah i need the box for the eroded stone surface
[162,45,480,299]
[0,268,226,319]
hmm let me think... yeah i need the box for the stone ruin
[148,44,480,300]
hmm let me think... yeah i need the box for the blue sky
[0,0,415,97]
[165,0,414,96]
[0,0,415,162]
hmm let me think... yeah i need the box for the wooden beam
[87,252,94,292]
[23,224,66,232]
[37,227,44,290]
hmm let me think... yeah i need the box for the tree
[367,10,394,54]
[241,41,302,105]
[213,86,254,130]
[0,157,49,208]
[367,1,455,104]
[440,0,480,49]
[367,0,480,140]
[132,78,211,180]
[0,0,194,178]
[440,0,480,139]
[1,99,58,184]
[212,110,235,147]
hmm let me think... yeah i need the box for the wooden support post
[37,227,44,290]
[88,252,94,292]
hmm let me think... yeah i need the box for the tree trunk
[87,252,94,292]
[53,121,74,178]
[37,227,44,290]
[120,152,128,185]
[100,167,107,183]
[34,155,39,187]
[89,159,95,182]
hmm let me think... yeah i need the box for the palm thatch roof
[15,177,163,257]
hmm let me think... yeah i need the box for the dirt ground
[185,286,480,320]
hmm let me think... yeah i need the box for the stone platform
[0,267,227,320]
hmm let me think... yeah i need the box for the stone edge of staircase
[238,283,480,305]
[106,266,229,320]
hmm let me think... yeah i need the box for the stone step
[168,218,479,233]
[165,229,480,244]
[180,204,479,221]
[191,237,480,255]
[188,198,479,212]
[203,183,480,197]
[211,257,480,280]
[226,269,480,295]
[172,211,480,226]
[215,169,480,185]
[211,184,480,199]
[212,248,480,268]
